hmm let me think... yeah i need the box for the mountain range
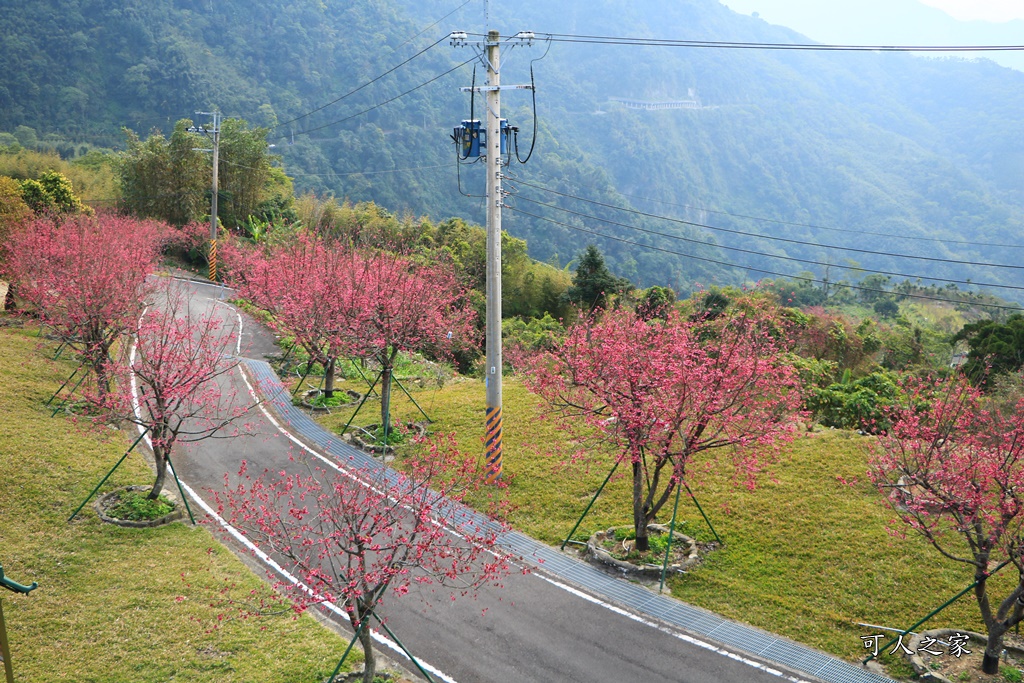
[3,0,1024,300]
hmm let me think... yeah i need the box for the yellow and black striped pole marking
[484,406,503,484]
[208,238,218,282]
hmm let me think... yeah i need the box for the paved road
[165,279,885,683]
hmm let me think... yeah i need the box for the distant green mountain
[3,0,1024,300]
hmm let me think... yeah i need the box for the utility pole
[189,111,221,281]
[452,30,534,484]
[483,30,503,485]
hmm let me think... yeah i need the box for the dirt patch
[881,629,1024,682]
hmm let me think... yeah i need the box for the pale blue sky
[719,0,1024,70]
[918,1,1024,21]
[723,0,1024,23]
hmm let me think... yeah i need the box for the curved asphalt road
[164,279,861,683]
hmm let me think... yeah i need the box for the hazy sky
[723,0,1024,24]
[918,0,1024,22]
[720,0,1024,70]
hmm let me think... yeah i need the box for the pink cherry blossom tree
[528,304,802,551]
[216,436,512,683]
[1,214,168,395]
[226,236,365,399]
[99,283,254,500]
[868,375,1024,674]
[348,250,476,432]
[229,239,476,432]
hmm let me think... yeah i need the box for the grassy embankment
[308,363,1016,669]
[0,323,359,682]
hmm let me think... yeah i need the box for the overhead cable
[514,179,1024,272]
[271,36,448,132]
[504,204,1023,312]
[489,32,1024,52]
[271,57,476,142]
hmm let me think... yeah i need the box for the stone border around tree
[94,485,184,528]
[585,524,701,579]
[341,422,428,456]
[301,388,363,412]
[905,629,1024,682]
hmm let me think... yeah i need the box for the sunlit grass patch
[309,367,1010,669]
[0,324,358,682]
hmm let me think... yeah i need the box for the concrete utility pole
[452,29,534,484]
[190,111,221,281]
[483,30,503,485]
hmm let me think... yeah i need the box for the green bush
[805,371,900,432]
[106,489,175,520]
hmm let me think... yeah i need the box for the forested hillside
[3,0,1024,299]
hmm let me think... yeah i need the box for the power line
[505,203,1023,312]
[270,57,476,142]
[560,180,1024,251]
[220,157,448,178]
[394,0,477,52]
[511,32,1024,53]
[512,193,1024,293]
[513,178,1024,272]
[270,36,448,132]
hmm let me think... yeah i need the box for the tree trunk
[380,360,393,435]
[92,347,112,399]
[359,617,376,683]
[149,446,167,500]
[324,357,336,398]
[633,461,649,552]
[983,622,1007,674]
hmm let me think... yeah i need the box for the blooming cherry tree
[869,375,1024,674]
[227,236,365,399]
[349,250,476,431]
[216,437,512,683]
[2,214,167,395]
[101,284,253,499]
[229,239,475,431]
[529,305,801,551]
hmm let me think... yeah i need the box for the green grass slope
[313,369,1018,667]
[0,323,357,682]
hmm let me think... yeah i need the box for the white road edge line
[130,298,458,683]
[532,573,814,683]
[184,294,820,683]
[241,367,816,682]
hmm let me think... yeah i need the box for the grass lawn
[310,367,1018,670]
[0,322,359,682]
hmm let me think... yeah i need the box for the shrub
[806,371,900,432]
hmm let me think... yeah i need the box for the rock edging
[94,485,184,528]
[585,524,701,579]
[905,629,1024,683]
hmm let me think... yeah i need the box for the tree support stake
[340,369,384,437]
[326,615,368,683]
[291,356,321,397]
[683,481,722,545]
[659,479,684,592]
[863,559,1011,664]
[0,600,13,683]
[392,376,430,423]
[351,361,379,397]
[45,360,87,406]
[68,428,149,521]
[50,371,88,417]
[372,611,435,682]
[164,454,196,525]
[561,459,621,551]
